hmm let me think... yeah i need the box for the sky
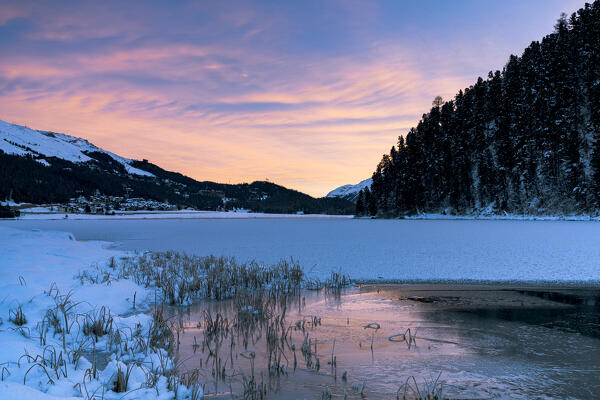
[0,0,586,196]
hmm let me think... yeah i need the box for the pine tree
[591,136,600,208]
[363,187,377,216]
[355,189,365,216]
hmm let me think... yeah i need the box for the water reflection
[169,284,600,399]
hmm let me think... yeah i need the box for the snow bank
[0,382,80,400]
[0,226,200,399]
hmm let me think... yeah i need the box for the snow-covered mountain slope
[0,119,153,176]
[326,178,372,202]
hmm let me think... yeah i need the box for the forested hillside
[0,152,353,214]
[359,2,600,216]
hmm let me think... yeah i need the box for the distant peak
[326,178,372,202]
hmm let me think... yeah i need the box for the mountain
[0,120,353,214]
[326,178,372,202]
[0,120,153,177]
[362,2,600,217]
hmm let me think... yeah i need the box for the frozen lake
[3,218,600,282]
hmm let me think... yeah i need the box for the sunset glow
[0,0,583,196]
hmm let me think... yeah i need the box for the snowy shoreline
[403,212,600,221]
[5,208,600,221]
[0,226,202,399]
[10,209,354,221]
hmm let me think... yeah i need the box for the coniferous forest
[358,2,600,217]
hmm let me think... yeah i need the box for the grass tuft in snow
[82,306,113,340]
[9,305,27,326]
[113,364,134,393]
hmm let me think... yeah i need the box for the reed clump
[95,251,357,398]
[397,373,444,400]
[114,252,304,305]
[304,270,351,292]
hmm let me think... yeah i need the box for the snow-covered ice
[4,218,600,282]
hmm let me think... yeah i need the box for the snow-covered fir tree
[360,1,600,216]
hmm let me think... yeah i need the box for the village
[2,191,180,216]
